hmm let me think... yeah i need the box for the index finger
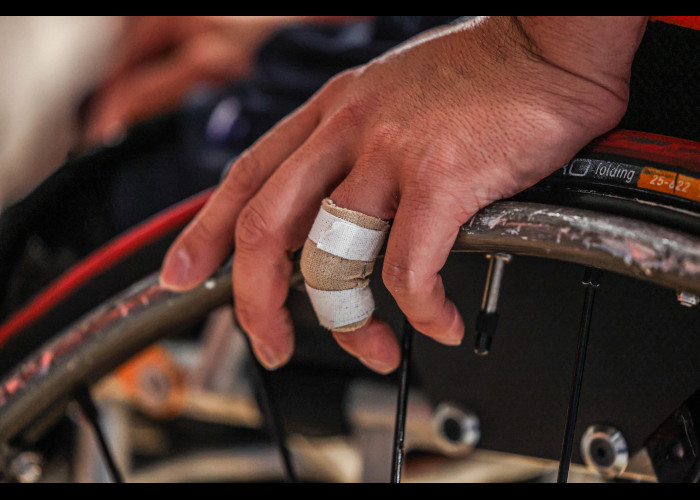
[159,102,320,291]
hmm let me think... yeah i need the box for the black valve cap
[474,311,499,355]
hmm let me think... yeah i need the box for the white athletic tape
[302,199,390,331]
[307,208,388,262]
[304,284,375,330]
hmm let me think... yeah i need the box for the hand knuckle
[235,204,270,249]
[382,260,419,294]
[323,68,355,95]
[186,35,227,75]
[223,151,260,194]
[325,99,367,132]
[191,215,217,243]
[365,122,401,156]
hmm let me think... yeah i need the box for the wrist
[513,16,647,100]
[458,16,646,139]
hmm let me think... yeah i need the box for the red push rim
[0,189,213,349]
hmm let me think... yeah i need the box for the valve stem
[474,253,511,355]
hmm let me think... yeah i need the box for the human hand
[159,16,647,373]
[82,16,314,146]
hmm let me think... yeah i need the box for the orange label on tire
[637,167,678,195]
[674,174,700,203]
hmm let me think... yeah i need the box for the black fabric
[618,21,700,141]
[198,16,461,163]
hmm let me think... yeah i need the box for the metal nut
[580,424,629,478]
[677,291,699,307]
[432,403,480,455]
[9,451,42,483]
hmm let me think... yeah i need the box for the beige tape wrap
[301,199,390,332]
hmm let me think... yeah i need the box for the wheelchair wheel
[0,130,699,483]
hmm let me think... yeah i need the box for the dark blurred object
[618,20,700,142]
[0,16,461,323]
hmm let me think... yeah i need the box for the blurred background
[0,16,123,213]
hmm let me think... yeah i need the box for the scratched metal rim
[0,266,233,443]
[2,201,700,444]
[455,201,700,296]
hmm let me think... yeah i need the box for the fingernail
[159,247,191,290]
[254,340,292,371]
[442,334,464,346]
[362,357,397,375]
[442,311,465,346]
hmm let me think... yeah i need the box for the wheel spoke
[391,316,414,483]
[74,385,125,483]
[557,267,601,483]
[239,318,298,483]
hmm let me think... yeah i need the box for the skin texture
[159,16,648,373]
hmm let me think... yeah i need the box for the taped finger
[301,198,390,332]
